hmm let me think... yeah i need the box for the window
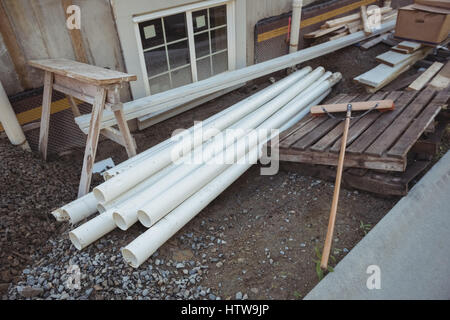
[134,1,235,95]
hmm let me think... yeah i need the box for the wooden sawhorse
[29,59,137,198]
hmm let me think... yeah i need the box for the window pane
[144,47,168,77]
[212,51,228,75]
[163,13,187,43]
[197,57,212,81]
[171,66,192,89]
[168,40,190,69]
[193,9,208,33]
[211,27,227,53]
[210,5,226,27]
[149,73,171,94]
[139,18,164,49]
[194,32,210,58]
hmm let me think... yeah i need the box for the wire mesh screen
[254,0,383,64]
[9,89,92,156]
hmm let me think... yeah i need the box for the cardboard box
[395,4,450,44]
[415,0,450,10]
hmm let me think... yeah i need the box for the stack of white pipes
[54,66,341,268]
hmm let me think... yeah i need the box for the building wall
[245,0,319,65]
[0,0,323,98]
[0,0,128,98]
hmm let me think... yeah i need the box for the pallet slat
[310,93,381,152]
[346,91,418,154]
[365,88,436,156]
[329,91,400,153]
[277,94,350,149]
[387,90,449,158]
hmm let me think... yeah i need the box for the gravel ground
[1,43,446,300]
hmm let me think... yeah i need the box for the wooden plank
[387,90,449,158]
[78,87,107,198]
[356,48,431,88]
[279,116,329,149]
[62,0,88,63]
[324,6,392,28]
[291,95,359,150]
[29,59,137,86]
[397,41,423,52]
[310,99,394,114]
[428,61,450,90]
[407,62,444,91]
[114,109,137,158]
[53,83,115,110]
[279,149,405,172]
[38,71,54,161]
[360,5,371,35]
[275,94,348,148]
[310,93,380,152]
[347,90,418,154]
[360,33,389,50]
[0,1,31,89]
[391,46,410,54]
[304,25,346,39]
[365,49,432,93]
[329,92,400,153]
[376,50,419,67]
[383,70,424,91]
[365,88,437,157]
[67,95,81,117]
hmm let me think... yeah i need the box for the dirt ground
[1,43,448,299]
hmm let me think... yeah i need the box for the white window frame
[133,0,236,96]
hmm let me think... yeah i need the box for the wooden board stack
[354,40,433,93]
[304,4,395,42]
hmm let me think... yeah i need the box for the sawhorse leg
[38,71,54,160]
[114,109,137,158]
[78,87,107,198]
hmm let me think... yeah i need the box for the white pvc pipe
[0,82,30,151]
[122,148,260,267]
[121,85,334,268]
[102,67,311,180]
[112,67,324,230]
[137,73,341,228]
[93,68,313,203]
[69,161,176,250]
[69,209,116,250]
[289,0,303,54]
[99,164,176,213]
[51,193,98,224]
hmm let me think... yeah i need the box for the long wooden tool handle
[320,105,352,270]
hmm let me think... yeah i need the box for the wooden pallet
[270,87,450,172]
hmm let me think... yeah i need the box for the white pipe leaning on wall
[0,82,31,151]
[289,0,303,54]
[137,72,341,229]
[122,73,341,268]
[93,68,313,204]
[74,20,395,133]
[112,67,324,230]
[102,67,312,180]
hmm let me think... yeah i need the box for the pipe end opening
[93,188,106,203]
[113,212,128,231]
[69,232,83,251]
[137,210,152,228]
[121,248,139,268]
